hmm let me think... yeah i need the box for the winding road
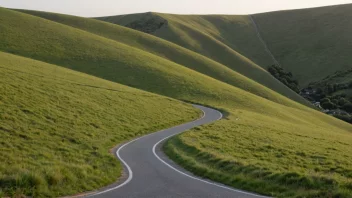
[86,105,267,198]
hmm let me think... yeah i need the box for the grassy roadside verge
[164,109,352,198]
[165,137,345,197]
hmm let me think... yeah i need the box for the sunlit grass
[1,7,352,198]
[0,52,200,197]
[165,107,352,197]
[16,9,309,107]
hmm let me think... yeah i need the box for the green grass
[0,9,318,120]
[1,6,352,198]
[15,9,309,107]
[98,5,352,91]
[95,12,308,104]
[253,4,352,87]
[312,69,352,99]
[165,107,352,197]
[0,51,200,197]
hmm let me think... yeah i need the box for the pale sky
[0,0,351,17]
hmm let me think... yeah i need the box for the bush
[342,103,352,113]
[126,14,168,34]
[321,101,336,109]
[321,98,330,104]
[316,88,323,94]
[334,114,352,124]
[268,65,300,93]
[338,98,349,106]
[331,99,338,105]
[268,67,277,75]
[280,78,288,85]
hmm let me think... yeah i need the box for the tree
[334,114,352,124]
[321,101,336,110]
[331,99,338,105]
[327,84,334,94]
[292,79,299,85]
[320,98,330,104]
[342,103,352,113]
[268,67,277,75]
[316,88,323,94]
[279,78,288,86]
[338,98,349,106]
[267,65,300,94]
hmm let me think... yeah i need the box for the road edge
[64,104,205,198]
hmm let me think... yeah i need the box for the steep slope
[0,51,199,197]
[17,9,309,106]
[97,12,273,67]
[98,4,352,91]
[96,13,301,99]
[1,8,352,198]
[252,3,352,86]
[96,6,352,117]
[0,8,309,115]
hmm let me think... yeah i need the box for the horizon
[0,0,351,17]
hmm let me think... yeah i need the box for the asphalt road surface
[87,105,268,198]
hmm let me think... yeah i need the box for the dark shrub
[268,65,300,93]
[321,102,336,109]
[331,99,338,105]
[334,114,352,124]
[338,98,349,106]
[316,88,323,94]
[321,98,330,104]
[342,103,352,113]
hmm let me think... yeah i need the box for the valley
[0,4,352,197]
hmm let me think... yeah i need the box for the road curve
[86,105,267,198]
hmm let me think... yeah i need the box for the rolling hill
[97,4,352,93]
[1,5,352,197]
[0,51,199,197]
[253,3,352,110]
[15,9,309,107]
[96,13,286,95]
[252,3,352,86]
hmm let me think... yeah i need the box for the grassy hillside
[0,8,310,116]
[96,13,306,100]
[252,3,352,87]
[94,7,352,197]
[17,9,309,107]
[98,5,352,91]
[1,7,352,198]
[0,52,199,197]
[165,108,352,197]
[96,12,273,67]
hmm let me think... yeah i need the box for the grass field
[0,52,200,197]
[1,5,352,197]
